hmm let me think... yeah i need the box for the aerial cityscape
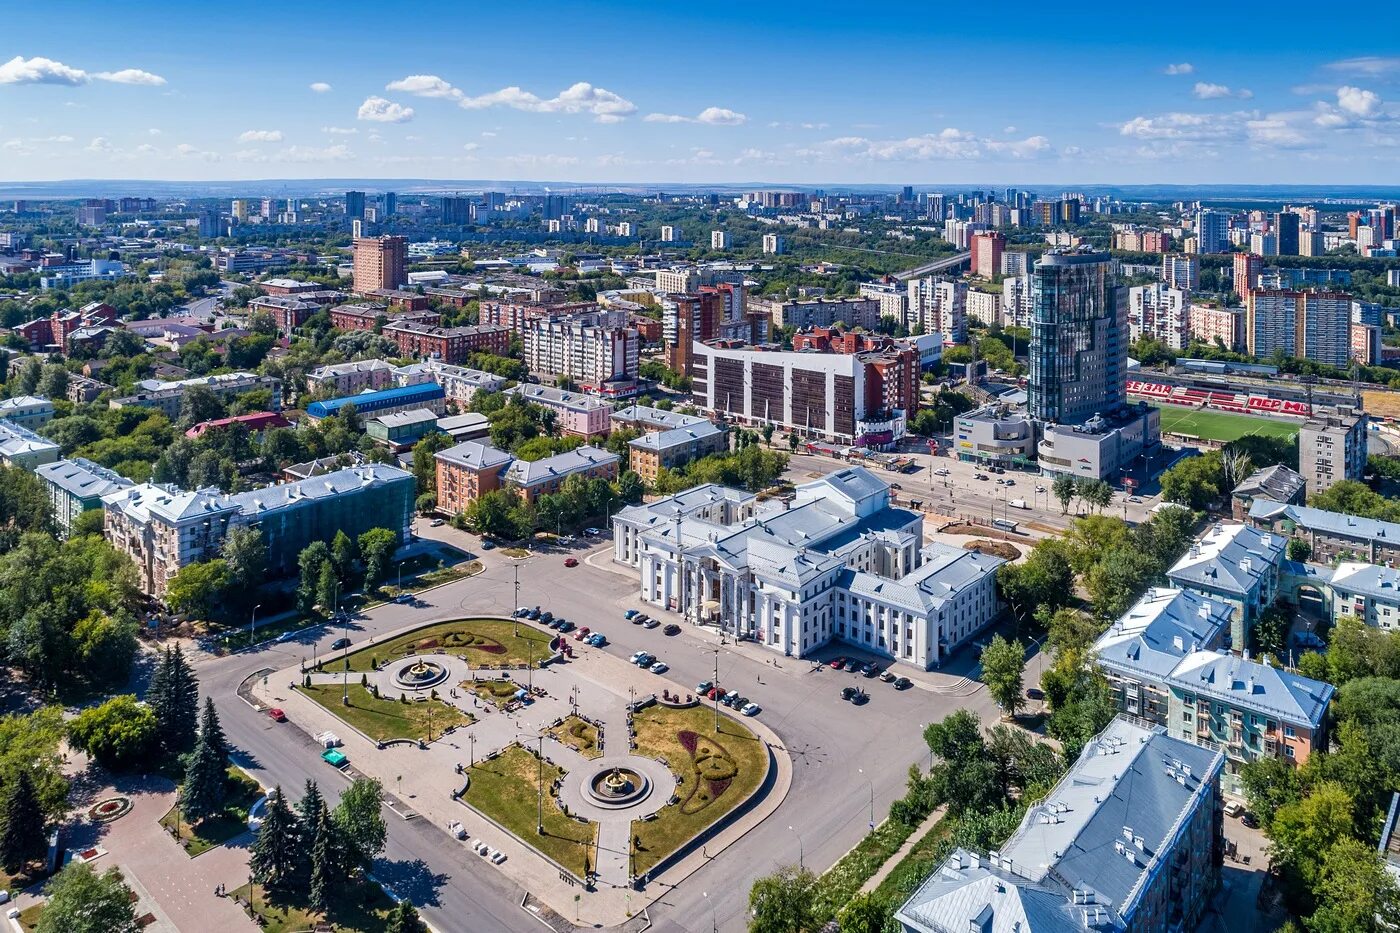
[3,4,1400,933]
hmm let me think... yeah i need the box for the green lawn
[301,683,471,743]
[466,677,521,708]
[1147,404,1302,443]
[228,878,398,933]
[337,618,553,672]
[629,704,769,875]
[464,744,596,876]
[158,766,264,856]
[549,715,602,759]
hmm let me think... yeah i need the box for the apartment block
[748,296,880,331]
[504,445,619,503]
[615,406,727,482]
[1127,284,1189,349]
[35,457,132,538]
[352,235,407,294]
[0,395,55,429]
[522,312,640,391]
[504,383,613,439]
[382,321,510,364]
[1166,522,1285,648]
[1298,407,1368,496]
[109,372,283,418]
[434,441,514,515]
[1189,303,1243,351]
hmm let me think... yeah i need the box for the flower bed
[88,796,132,823]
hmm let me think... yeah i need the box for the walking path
[858,806,946,895]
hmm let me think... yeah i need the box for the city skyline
[3,1,1400,186]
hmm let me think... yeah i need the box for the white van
[1009,499,1029,510]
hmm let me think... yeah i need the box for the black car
[663,624,681,636]
[850,690,869,705]
[540,611,554,623]
[841,686,858,701]
[330,637,351,650]
[1241,812,1260,829]
[844,658,861,673]
[893,676,912,690]
[861,662,879,678]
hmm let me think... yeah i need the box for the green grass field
[1148,404,1302,443]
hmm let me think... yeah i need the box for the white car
[629,651,649,664]
[741,703,761,716]
[649,661,669,674]
[933,468,950,476]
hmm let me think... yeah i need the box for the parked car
[829,656,847,669]
[893,676,912,690]
[643,618,660,629]
[587,633,608,647]
[585,527,603,536]
[268,708,287,722]
[697,680,713,695]
[889,482,902,490]
[330,637,351,650]
[861,661,879,678]
[632,614,649,625]
[527,607,541,620]
[635,654,655,668]
[649,661,669,674]
[563,557,579,568]
[933,467,950,476]
[1004,479,1015,487]
[1241,812,1260,829]
[741,703,761,716]
[515,607,531,617]
[629,651,650,664]
[480,540,495,550]
[879,670,896,683]
[573,626,591,639]
[489,849,507,864]
[841,686,858,701]
[663,624,681,636]
[624,609,639,620]
[430,518,445,527]
[730,695,749,709]
[1224,801,1245,818]
[276,630,298,643]
[540,610,554,623]
[850,689,869,705]
[708,687,725,701]
[557,620,575,633]
[844,658,861,672]
[975,473,989,481]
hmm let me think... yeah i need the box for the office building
[613,467,1004,669]
[897,718,1223,933]
[1275,211,1300,256]
[1161,254,1199,291]
[1036,407,1161,483]
[103,465,413,597]
[352,235,407,294]
[1233,253,1262,300]
[383,191,396,217]
[952,406,1038,468]
[1299,407,1368,497]
[35,457,133,539]
[1128,284,1189,349]
[1027,249,1123,425]
[1166,522,1285,646]
[969,231,1005,279]
[1196,208,1230,254]
[344,190,366,221]
[439,196,471,225]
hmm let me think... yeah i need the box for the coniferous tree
[307,804,334,914]
[0,770,46,873]
[386,899,426,933]
[249,787,297,891]
[293,779,325,886]
[180,701,228,824]
[145,647,172,742]
[150,646,200,756]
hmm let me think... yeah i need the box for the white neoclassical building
[611,467,1004,669]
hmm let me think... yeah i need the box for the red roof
[185,411,290,438]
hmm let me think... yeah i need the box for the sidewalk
[858,806,945,894]
[257,617,792,928]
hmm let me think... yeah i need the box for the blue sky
[3,1,1400,186]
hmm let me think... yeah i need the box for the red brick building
[479,299,593,334]
[382,321,510,363]
[790,327,920,416]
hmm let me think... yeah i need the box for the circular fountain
[585,765,652,809]
[391,657,449,690]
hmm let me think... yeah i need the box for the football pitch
[1149,404,1302,443]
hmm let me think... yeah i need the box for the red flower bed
[678,730,699,754]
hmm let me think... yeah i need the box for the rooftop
[1250,498,1400,544]
[612,404,710,431]
[1166,522,1285,597]
[505,445,619,486]
[371,407,440,429]
[507,383,612,412]
[629,421,726,453]
[434,440,514,472]
[1168,649,1334,728]
[306,382,445,417]
[1233,464,1306,503]
[1094,588,1234,681]
[0,420,60,459]
[35,457,132,500]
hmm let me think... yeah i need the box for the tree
[748,864,817,933]
[386,899,426,933]
[308,804,336,913]
[1083,547,1160,621]
[358,527,397,591]
[1309,480,1400,524]
[0,707,69,822]
[67,695,157,772]
[176,384,225,429]
[1052,474,1076,514]
[980,636,1025,718]
[0,769,46,872]
[997,539,1073,623]
[147,645,200,756]
[1308,836,1400,932]
[1287,538,1313,562]
[36,864,138,933]
[836,891,889,933]
[36,364,68,401]
[165,559,231,621]
[317,559,339,615]
[250,787,298,891]
[297,540,331,613]
[1159,451,1225,510]
[180,699,229,824]
[1270,781,1355,891]
[334,777,387,868]
[331,529,358,584]
[221,526,267,598]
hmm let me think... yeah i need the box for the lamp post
[249,603,262,646]
[857,768,875,833]
[469,733,476,767]
[702,891,717,933]
[513,563,520,636]
[605,494,615,530]
[787,825,804,870]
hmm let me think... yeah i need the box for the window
[1284,725,1295,738]
[1285,745,1295,759]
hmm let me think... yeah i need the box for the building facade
[1166,522,1286,647]
[505,383,613,439]
[35,457,132,538]
[1027,249,1124,426]
[1298,407,1367,496]
[352,235,407,294]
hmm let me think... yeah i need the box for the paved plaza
[266,613,791,926]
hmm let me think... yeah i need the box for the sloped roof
[434,440,513,472]
[1250,498,1400,545]
[504,445,618,486]
[1166,522,1285,597]
[1167,649,1334,728]
[839,543,1004,615]
[1233,464,1305,503]
[1093,587,1233,681]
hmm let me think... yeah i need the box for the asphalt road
[194,525,1000,932]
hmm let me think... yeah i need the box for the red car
[268,708,286,722]
[829,657,846,669]
[563,557,579,567]
[573,626,591,640]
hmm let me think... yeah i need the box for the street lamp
[249,603,262,646]
[469,733,476,767]
[857,768,875,833]
[702,891,717,933]
[787,825,804,870]
[513,563,520,636]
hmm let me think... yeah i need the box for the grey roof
[1166,522,1285,598]
[1233,464,1305,503]
[371,407,440,429]
[229,465,411,516]
[0,420,60,459]
[899,719,1222,933]
[611,484,753,527]
[628,420,725,453]
[800,466,890,511]
[612,404,710,431]
[1093,588,1233,681]
[35,457,132,500]
[505,382,611,412]
[1249,498,1400,545]
[838,543,1004,616]
[1167,649,1334,728]
[434,440,513,472]
[1330,561,1400,602]
[0,395,52,412]
[505,445,618,486]
[436,412,489,433]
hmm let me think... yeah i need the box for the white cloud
[1118,111,1248,141]
[0,55,88,85]
[646,106,747,125]
[500,153,581,167]
[321,126,357,135]
[135,143,158,155]
[1118,109,1323,151]
[1326,56,1400,76]
[148,128,162,136]
[768,120,829,130]
[803,128,1051,162]
[278,144,353,163]
[309,81,332,93]
[463,142,480,151]
[1337,85,1383,117]
[27,135,73,143]
[386,74,462,99]
[238,129,283,143]
[175,142,219,161]
[2,139,34,154]
[357,96,414,123]
[85,136,113,152]
[95,68,166,86]
[1163,63,1194,75]
[1194,82,1252,100]
[481,131,497,137]
[458,81,636,121]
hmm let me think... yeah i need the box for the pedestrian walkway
[858,806,946,894]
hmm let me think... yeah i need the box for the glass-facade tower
[1028,250,1124,425]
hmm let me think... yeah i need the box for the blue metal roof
[307,382,445,418]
